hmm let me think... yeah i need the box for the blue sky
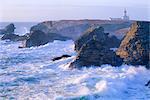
[0,0,149,22]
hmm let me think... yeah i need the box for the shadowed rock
[74,26,121,52]
[69,26,123,69]
[1,23,28,41]
[116,21,150,69]
[52,55,71,61]
[145,80,150,87]
[0,23,16,35]
[1,34,27,41]
[24,30,70,47]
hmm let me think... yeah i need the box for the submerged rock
[0,23,16,35]
[52,55,71,61]
[117,21,150,69]
[25,30,70,47]
[70,26,123,68]
[145,80,150,87]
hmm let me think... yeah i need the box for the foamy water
[0,39,150,100]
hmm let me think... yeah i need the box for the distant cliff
[30,20,133,40]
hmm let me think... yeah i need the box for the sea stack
[117,21,150,69]
[70,26,123,68]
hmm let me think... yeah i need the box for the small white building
[110,9,130,21]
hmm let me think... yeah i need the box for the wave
[0,40,149,100]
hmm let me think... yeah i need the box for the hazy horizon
[0,0,150,22]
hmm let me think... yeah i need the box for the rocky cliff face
[69,26,123,68]
[74,26,121,52]
[117,21,150,68]
[30,20,132,40]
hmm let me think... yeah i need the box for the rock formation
[0,23,16,35]
[69,26,123,68]
[24,30,70,47]
[1,23,28,41]
[116,21,150,68]
[30,20,132,40]
[1,34,27,41]
[74,26,121,52]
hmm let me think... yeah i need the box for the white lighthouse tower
[123,9,129,21]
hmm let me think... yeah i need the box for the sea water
[0,23,150,100]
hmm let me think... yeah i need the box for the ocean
[0,23,150,100]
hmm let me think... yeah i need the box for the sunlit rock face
[117,21,150,69]
[70,26,123,68]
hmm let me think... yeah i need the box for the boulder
[25,30,70,47]
[116,21,150,69]
[69,26,123,68]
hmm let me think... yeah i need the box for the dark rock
[25,30,70,47]
[116,21,150,69]
[4,23,16,34]
[0,23,16,35]
[52,55,71,61]
[25,30,49,47]
[145,80,150,87]
[107,35,121,48]
[75,26,121,52]
[0,23,27,41]
[1,34,27,41]
[70,26,123,68]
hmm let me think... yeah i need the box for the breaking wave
[0,40,150,100]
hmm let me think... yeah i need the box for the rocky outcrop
[30,21,53,34]
[116,21,150,68]
[0,23,16,35]
[30,20,132,40]
[24,30,70,47]
[1,23,28,41]
[69,26,123,68]
[75,26,121,52]
[1,34,27,41]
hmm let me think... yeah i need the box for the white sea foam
[0,40,150,100]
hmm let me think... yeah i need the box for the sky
[0,0,150,22]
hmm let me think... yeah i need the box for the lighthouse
[123,9,129,21]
